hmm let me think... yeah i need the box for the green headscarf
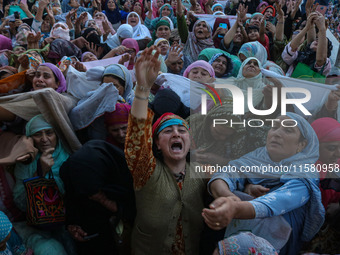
[198,48,241,77]
[147,20,171,47]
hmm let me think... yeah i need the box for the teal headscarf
[21,115,69,194]
[26,114,52,137]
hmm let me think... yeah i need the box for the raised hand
[85,42,104,58]
[325,86,340,111]
[314,12,326,30]
[102,20,111,35]
[237,3,248,22]
[135,46,161,90]
[275,1,284,18]
[27,32,43,44]
[39,148,55,176]
[112,45,128,56]
[166,45,183,64]
[74,61,87,72]
[118,53,131,64]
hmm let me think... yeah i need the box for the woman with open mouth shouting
[124,46,206,255]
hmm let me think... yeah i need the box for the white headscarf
[161,16,174,30]
[106,24,134,49]
[126,12,151,40]
[50,22,70,41]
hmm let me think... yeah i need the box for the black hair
[246,25,259,33]
[102,74,126,87]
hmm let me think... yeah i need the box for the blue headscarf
[210,112,324,242]
[103,64,134,103]
[208,53,233,78]
[103,0,121,25]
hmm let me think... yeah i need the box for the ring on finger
[215,222,220,226]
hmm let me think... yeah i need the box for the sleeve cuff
[249,201,271,218]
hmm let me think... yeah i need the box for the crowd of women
[0,0,340,253]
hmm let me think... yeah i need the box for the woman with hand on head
[12,115,70,255]
[124,46,206,254]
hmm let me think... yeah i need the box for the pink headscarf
[122,38,139,53]
[104,103,131,126]
[121,38,139,70]
[256,1,269,12]
[0,35,12,50]
[311,117,340,143]
[183,60,215,78]
[94,12,116,35]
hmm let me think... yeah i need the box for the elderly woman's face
[194,21,210,40]
[33,66,59,91]
[319,141,340,164]
[242,59,260,78]
[157,40,169,55]
[32,128,57,152]
[212,56,228,77]
[266,116,307,162]
[128,13,139,26]
[250,14,262,27]
[156,25,171,40]
[155,125,190,162]
[188,67,212,83]
[82,52,98,62]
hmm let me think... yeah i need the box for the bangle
[134,94,148,100]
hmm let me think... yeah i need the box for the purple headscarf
[0,35,12,50]
[81,51,97,62]
[183,60,215,78]
[256,1,269,12]
[38,63,67,93]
